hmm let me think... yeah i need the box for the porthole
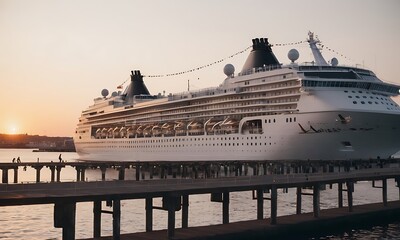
[353,101,357,104]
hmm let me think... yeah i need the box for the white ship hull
[75,111,400,162]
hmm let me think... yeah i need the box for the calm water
[0,149,399,240]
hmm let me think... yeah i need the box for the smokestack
[241,38,280,73]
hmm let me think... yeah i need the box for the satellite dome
[101,89,109,98]
[331,57,339,66]
[111,91,118,97]
[223,64,235,77]
[288,49,299,63]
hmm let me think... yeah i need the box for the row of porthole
[348,95,393,102]
[88,142,276,149]
[82,135,273,145]
[352,100,399,108]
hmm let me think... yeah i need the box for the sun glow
[8,125,18,135]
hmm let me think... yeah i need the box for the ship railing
[238,64,283,77]
[170,87,225,101]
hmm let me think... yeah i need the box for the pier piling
[346,181,354,212]
[257,188,264,220]
[100,166,107,181]
[145,197,153,232]
[270,186,277,225]
[383,178,388,206]
[182,195,189,228]
[296,187,302,214]
[54,201,76,240]
[338,182,343,208]
[93,201,101,238]
[33,166,43,183]
[222,192,230,224]
[313,184,320,218]
[1,168,8,183]
[113,199,121,240]
[13,167,18,183]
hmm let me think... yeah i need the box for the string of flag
[118,39,329,87]
[142,40,307,79]
[143,45,252,78]
[317,43,353,61]
[272,40,305,47]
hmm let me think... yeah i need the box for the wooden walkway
[0,168,399,206]
[0,167,398,240]
[81,201,400,240]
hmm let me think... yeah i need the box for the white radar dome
[331,57,339,66]
[101,89,109,98]
[223,64,235,77]
[288,49,300,63]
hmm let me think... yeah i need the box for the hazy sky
[0,0,399,136]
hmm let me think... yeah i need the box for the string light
[117,39,308,87]
[317,43,353,61]
[143,45,252,78]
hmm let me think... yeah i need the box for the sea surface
[0,148,399,240]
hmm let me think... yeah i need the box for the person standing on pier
[12,158,15,163]
[17,157,21,163]
[58,154,62,162]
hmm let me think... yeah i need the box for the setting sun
[7,125,18,135]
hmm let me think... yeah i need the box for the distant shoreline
[0,133,75,152]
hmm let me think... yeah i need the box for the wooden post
[54,202,76,240]
[93,201,101,238]
[13,168,18,183]
[56,166,63,182]
[145,197,153,232]
[76,168,81,182]
[100,166,106,181]
[382,178,388,207]
[49,166,56,182]
[149,165,154,179]
[1,168,8,184]
[34,166,43,183]
[113,199,121,240]
[257,189,264,220]
[223,192,230,224]
[81,168,86,181]
[118,167,125,180]
[346,181,353,212]
[313,184,320,218]
[182,195,189,228]
[338,182,343,208]
[296,187,302,214]
[270,186,277,225]
[135,165,140,181]
[167,197,176,239]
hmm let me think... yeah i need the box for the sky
[0,0,399,137]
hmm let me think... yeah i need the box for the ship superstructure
[74,33,400,162]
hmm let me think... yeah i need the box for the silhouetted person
[58,154,62,162]
[17,157,21,163]
[12,158,15,163]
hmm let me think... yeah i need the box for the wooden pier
[0,158,398,184]
[0,166,399,240]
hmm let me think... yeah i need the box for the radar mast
[307,31,328,66]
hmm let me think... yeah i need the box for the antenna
[188,79,190,91]
[307,31,328,66]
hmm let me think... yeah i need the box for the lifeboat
[161,123,174,136]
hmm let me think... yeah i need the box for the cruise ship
[74,32,400,162]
